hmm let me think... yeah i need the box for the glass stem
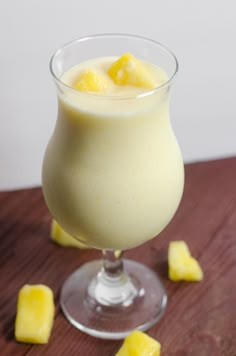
[102,250,123,278]
[88,250,139,307]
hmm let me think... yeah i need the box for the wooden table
[1,157,236,356]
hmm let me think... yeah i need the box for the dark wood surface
[0,157,236,356]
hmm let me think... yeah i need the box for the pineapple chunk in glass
[108,53,157,89]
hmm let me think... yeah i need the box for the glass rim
[49,33,179,100]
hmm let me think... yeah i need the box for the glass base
[60,259,167,339]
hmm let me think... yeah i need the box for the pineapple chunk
[115,330,161,356]
[168,241,203,282]
[15,285,54,344]
[108,53,156,89]
[51,220,88,248]
[72,69,109,92]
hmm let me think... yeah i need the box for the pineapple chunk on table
[168,241,203,282]
[15,285,54,344]
[51,220,88,248]
[72,69,110,92]
[115,330,161,356]
[108,53,156,89]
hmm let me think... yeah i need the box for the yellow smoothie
[42,55,184,250]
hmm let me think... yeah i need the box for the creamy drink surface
[42,56,184,250]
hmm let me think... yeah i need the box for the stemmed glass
[42,34,184,339]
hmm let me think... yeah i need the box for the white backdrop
[0,0,235,190]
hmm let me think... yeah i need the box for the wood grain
[0,157,236,356]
